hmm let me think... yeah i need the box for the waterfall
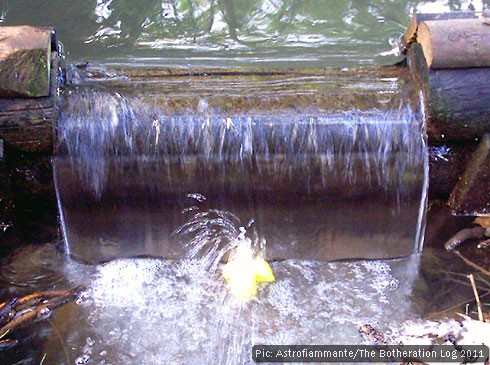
[53,74,426,263]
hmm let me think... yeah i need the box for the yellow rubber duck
[221,239,275,302]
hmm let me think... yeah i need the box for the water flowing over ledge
[53,68,427,262]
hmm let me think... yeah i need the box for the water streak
[54,84,427,262]
[57,90,425,199]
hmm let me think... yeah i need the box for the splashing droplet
[187,193,207,202]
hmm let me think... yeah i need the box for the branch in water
[444,226,485,251]
[453,250,490,277]
[0,283,88,345]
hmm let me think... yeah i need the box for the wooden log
[0,27,59,153]
[407,42,490,142]
[448,134,490,215]
[0,48,58,153]
[427,67,490,141]
[0,96,55,153]
[401,11,490,54]
[0,26,60,239]
[418,19,490,69]
[0,26,55,97]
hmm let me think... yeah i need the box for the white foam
[77,256,417,364]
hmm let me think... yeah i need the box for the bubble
[75,354,91,364]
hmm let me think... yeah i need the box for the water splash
[59,202,422,364]
[73,254,419,365]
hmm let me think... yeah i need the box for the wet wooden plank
[74,65,420,116]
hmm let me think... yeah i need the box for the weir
[53,66,427,263]
[43,68,429,364]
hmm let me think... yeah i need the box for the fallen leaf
[474,216,490,228]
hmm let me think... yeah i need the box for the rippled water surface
[1,0,487,66]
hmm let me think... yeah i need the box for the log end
[0,26,55,98]
[417,22,434,69]
[417,18,490,69]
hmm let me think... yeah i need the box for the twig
[0,339,18,351]
[0,287,84,313]
[438,269,490,291]
[446,277,489,292]
[453,250,490,276]
[0,283,87,338]
[39,353,47,365]
[0,299,17,327]
[0,308,37,336]
[468,274,484,321]
[444,226,485,251]
[477,275,490,288]
[477,237,490,248]
[431,269,490,286]
[434,269,471,278]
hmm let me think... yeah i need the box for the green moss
[0,48,50,97]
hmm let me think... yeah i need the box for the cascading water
[54,74,426,263]
[49,68,428,364]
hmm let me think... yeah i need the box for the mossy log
[407,42,490,142]
[0,26,60,240]
[0,27,59,154]
[0,26,55,97]
[0,96,56,153]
